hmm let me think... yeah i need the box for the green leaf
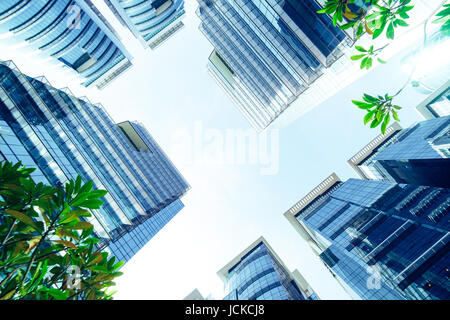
[59,211,79,224]
[360,56,369,69]
[66,221,93,230]
[45,288,68,300]
[55,227,80,240]
[54,240,77,250]
[356,22,364,37]
[370,117,383,128]
[112,261,124,271]
[372,17,387,39]
[392,110,400,121]
[74,176,82,193]
[376,107,384,121]
[340,21,355,29]
[386,21,395,39]
[381,113,390,134]
[71,208,91,217]
[4,209,39,231]
[81,226,94,239]
[79,198,103,209]
[351,54,366,61]
[365,57,373,69]
[395,19,409,27]
[89,265,109,273]
[84,237,99,245]
[78,180,93,195]
[352,100,374,109]
[88,253,104,266]
[364,110,375,125]
[86,189,108,200]
[0,290,16,300]
[363,94,378,103]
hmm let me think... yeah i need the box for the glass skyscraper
[218,237,319,300]
[198,0,444,131]
[415,80,450,120]
[285,173,450,300]
[0,60,190,263]
[0,0,133,89]
[197,0,350,131]
[348,116,450,188]
[104,0,186,49]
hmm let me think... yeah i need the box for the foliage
[351,45,387,69]
[433,3,450,36]
[318,0,450,134]
[0,160,123,300]
[319,0,414,69]
[352,94,401,134]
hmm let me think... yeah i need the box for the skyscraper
[0,60,190,263]
[0,0,133,89]
[284,173,450,300]
[415,80,450,120]
[217,236,319,300]
[347,116,450,188]
[103,0,186,50]
[197,0,350,131]
[198,0,444,131]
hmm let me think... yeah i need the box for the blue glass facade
[0,0,133,89]
[197,0,350,131]
[106,199,184,262]
[219,238,316,300]
[415,80,450,119]
[0,60,189,264]
[288,176,450,300]
[355,116,450,188]
[104,0,185,49]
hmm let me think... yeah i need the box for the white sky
[0,0,439,300]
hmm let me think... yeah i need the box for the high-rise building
[347,123,404,181]
[197,0,351,131]
[217,236,319,300]
[284,173,450,300]
[197,0,444,131]
[104,0,186,50]
[415,80,450,120]
[347,116,450,188]
[0,60,190,263]
[0,0,133,89]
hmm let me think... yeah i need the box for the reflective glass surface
[296,178,450,300]
[197,0,348,131]
[223,242,307,300]
[0,61,189,264]
[359,116,450,188]
[0,0,132,88]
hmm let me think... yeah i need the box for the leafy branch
[0,160,123,300]
[318,0,450,133]
[352,93,401,134]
